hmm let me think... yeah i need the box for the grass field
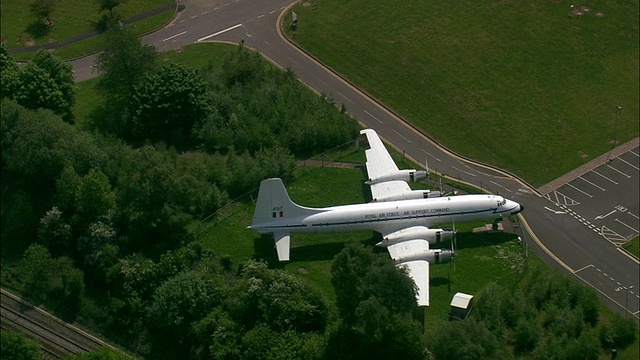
[196,165,529,311]
[1,0,174,60]
[285,1,639,186]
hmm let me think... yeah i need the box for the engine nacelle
[366,169,427,185]
[394,247,453,264]
[374,189,432,202]
[378,226,455,246]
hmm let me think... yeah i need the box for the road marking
[592,170,618,184]
[452,166,477,177]
[363,110,383,124]
[420,149,441,162]
[490,180,512,193]
[162,31,187,42]
[606,164,631,178]
[544,206,566,215]
[545,191,580,206]
[574,264,594,273]
[202,11,210,15]
[578,176,605,191]
[601,226,627,245]
[617,157,640,170]
[392,129,411,143]
[615,218,639,233]
[191,15,198,19]
[197,24,243,42]
[628,212,639,220]
[566,183,593,198]
[257,14,265,18]
[594,210,616,221]
[630,150,639,157]
[269,10,277,14]
[336,91,353,103]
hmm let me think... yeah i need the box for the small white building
[450,292,474,320]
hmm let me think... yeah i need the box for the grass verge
[284,1,639,186]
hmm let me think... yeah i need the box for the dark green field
[286,1,639,186]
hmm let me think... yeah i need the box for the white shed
[450,292,474,320]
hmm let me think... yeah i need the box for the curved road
[69,0,639,319]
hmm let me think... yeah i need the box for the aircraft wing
[386,239,431,307]
[360,129,413,201]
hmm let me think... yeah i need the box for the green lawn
[623,236,639,259]
[285,1,639,186]
[2,0,174,60]
[197,164,528,312]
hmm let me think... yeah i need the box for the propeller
[451,221,457,272]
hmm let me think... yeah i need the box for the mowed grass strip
[286,1,639,186]
[2,0,174,59]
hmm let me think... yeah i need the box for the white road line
[336,91,353,103]
[363,110,383,124]
[566,183,593,198]
[595,210,616,221]
[452,166,477,177]
[617,157,640,170]
[392,129,411,143]
[578,176,606,191]
[630,150,639,157]
[162,31,187,42]
[197,24,243,42]
[269,10,276,14]
[191,15,198,19]
[573,264,594,274]
[607,164,631,178]
[420,149,442,162]
[615,218,639,233]
[490,180,512,193]
[628,212,639,220]
[544,206,566,215]
[257,14,265,18]
[202,11,210,15]
[592,170,618,184]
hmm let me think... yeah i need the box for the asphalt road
[68,0,639,319]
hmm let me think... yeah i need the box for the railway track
[0,288,114,358]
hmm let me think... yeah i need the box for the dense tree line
[426,265,637,360]
[0,26,363,358]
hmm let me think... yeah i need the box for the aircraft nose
[512,204,524,215]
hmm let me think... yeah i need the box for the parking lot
[543,147,639,247]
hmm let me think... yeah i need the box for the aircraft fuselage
[252,194,522,236]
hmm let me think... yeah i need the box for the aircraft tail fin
[249,178,322,261]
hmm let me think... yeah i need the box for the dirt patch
[577,151,589,159]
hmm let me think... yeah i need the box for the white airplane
[249,129,523,306]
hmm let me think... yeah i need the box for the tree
[14,64,67,118]
[38,206,72,256]
[30,0,56,25]
[0,44,19,99]
[0,330,41,360]
[94,25,156,99]
[95,0,128,17]
[76,168,115,222]
[21,243,54,304]
[130,63,211,147]
[327,242,425,360]
[31,50,76,122]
